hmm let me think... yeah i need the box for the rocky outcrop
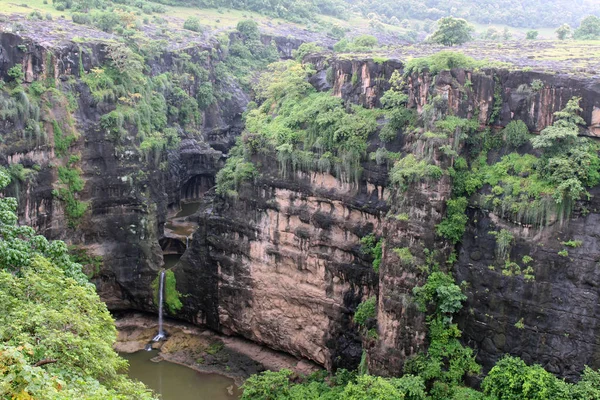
[4,23,600,382]
[174,160,382,369]
[0,30,246,311]
[331,57,600,378]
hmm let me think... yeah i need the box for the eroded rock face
[4,29,600,382]
[174,161,383,369]
[0,32,244,312]
[455,189,600,381]
[337,58,600,379]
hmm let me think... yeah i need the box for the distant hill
[343,0,600,28]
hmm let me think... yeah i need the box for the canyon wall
[2,28,600,380]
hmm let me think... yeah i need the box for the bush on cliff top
[403,51,509,76]
[216,59,383,195]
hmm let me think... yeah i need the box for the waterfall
[186,236,189,248]
[152,270,166,342]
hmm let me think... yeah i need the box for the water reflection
[122,350,240,400]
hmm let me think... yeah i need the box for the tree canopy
[0,167,155,399]
[574,15,600,39]
[344,0,600,29]
[429,17,474,46]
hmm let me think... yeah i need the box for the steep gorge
[2,23,600,385]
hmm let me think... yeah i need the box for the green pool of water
[163,254,181,269]
[122,351,240,400]
[176,202,202,218]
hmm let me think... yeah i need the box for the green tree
[574,15,600,39]
[430,17,474,46]
[531,97,600,215]
[236,19,260,40]
[531,97,584,155]
[0,167,155,399]
[556,23,572,40]
[7,64,24,84]
[292,42,324,62]
[503,120,530,148]
[526,30,539,39]
[482,356,571,399]
[353,34,378,48]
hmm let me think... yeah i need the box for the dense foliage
[216,59,382,195]
[360,234,383,272]
[241,368,427,400]
[0,168,155,399]
[573,15,600,40]
[343,0,600,28]
[429,17,473,46]
[57,0,348,23]
[353,297,376,326]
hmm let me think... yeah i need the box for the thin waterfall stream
[153,270,166,342]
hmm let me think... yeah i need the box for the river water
[122,350,241,400]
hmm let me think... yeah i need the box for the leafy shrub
[407,267,480,398]
[292,42,323,62]
[354,297,377,326]
[236,19,260,40]
[353,34,378,48]
[531,97,600,213]
[436,197,468,244]
[503,120,530,148]
[241,369,427,400]
[526,30,539,39]
[215,144,258,197]
[360,234,383,272]
[183,16,202,32]
[333,35,379,52]
[413,271,466,315]
[531,79,544,91]
[28,10,44,20]
[94,11,120,32]
[72,12,92,25]
[482,356,571,399]
[390,154,443,191]
[7,64,24,83]
[405,52,480,76]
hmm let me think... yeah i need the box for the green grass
[0,0,59,17]
[163,6,292,30]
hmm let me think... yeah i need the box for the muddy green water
[176,201,202,218]
[163,254,181,269]
[122,351,240,400]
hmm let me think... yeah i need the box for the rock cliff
[2,24,600,382]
